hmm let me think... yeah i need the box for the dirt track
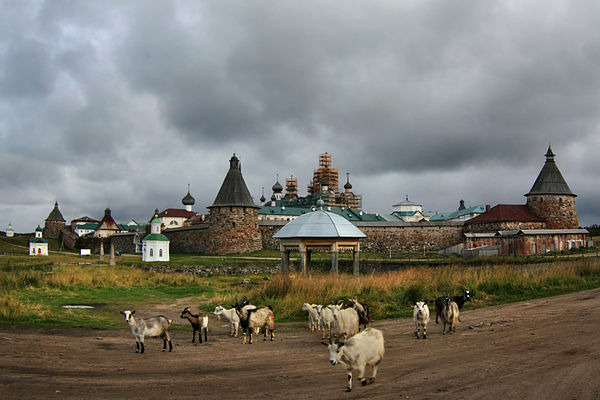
[1,289,599,400]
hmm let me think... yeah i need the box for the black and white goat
[347,297,371,331]
[234,301,275,344]
[180,307,208,344]
[435,289,471,324]
[120,310,173,353]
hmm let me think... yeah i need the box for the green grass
[1,252,600,329]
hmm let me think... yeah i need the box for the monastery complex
[14,146,589,259]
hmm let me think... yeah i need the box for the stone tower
[525,146,579,229]
[44,201,66,239]
[205,154,262,255]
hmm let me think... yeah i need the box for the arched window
[150,248,154,257]
[159,249,163,257]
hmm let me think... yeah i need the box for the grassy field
[1,244,599,328]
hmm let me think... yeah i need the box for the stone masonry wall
[465,221,546,233]
[205,207,262,254]
[163,225,208,253]
[356,223,464,253]
[526,195,579,229]
[259,221,465,253]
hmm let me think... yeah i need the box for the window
[150,248,154,257]
[159,249,163,257]
[532,244,537,255]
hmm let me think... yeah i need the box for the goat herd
[119,290,471,392]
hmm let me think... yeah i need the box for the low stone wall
[141,262,281,277]
[163,225,209,253]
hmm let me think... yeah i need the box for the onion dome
[344,172,352,191]
[272,178,283,194]
[182,185,195,206]
[260,194,266,203]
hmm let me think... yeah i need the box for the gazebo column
[353,245,360,277]
[280,245,289,274]
[331,243,339,276]
[299,243,308,276]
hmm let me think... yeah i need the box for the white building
[6,223,14,237]
[389,196,432,222]
[142,218,170,262]
[29,226,48,256]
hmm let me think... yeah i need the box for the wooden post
[331,243,339,276]
[280,244,288,274]
[299,243,308,277]
[353,246,360,277]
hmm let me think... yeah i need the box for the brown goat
[180,307,208,344]
[440,298,460,335]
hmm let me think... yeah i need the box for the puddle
[62,305,95,309]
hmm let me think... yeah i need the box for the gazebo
[273,200,367,276]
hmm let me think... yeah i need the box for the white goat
[413,301,430,339]
[322,327,385,392]
[328,304,359,341]
[315,305,335,339]
[302,303,321,331]
[120,310,173,353]
[213,304,256,337]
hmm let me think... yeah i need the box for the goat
[213,304,256,337]
[180,307,208,344]
[302,303,321,331]
[435,289,471,323]
[413,301,430,339]
[234,303,275,344]
[120,310,173,353]
[315,304,335,340]
[322,327,385,392]
[347,297,371,331]
[440,297,460,335]
[327,304,359,341]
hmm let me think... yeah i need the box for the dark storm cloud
[1,0,599,230]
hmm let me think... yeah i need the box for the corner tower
[44,201,66,239]
[525,146,578,229]
[205,154,262,254]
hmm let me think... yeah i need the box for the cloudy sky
[2,0,599,232]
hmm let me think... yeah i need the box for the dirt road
[1,289,599,399]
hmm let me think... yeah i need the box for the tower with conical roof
[44,201,66,239]
[525,146,579,229]
[205,154,262,254]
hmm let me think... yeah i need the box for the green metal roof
[77,223,99,230]
[258,205,385,222]
[429,205,486,221]
[143,233,170,242]
[29,238,48,243]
